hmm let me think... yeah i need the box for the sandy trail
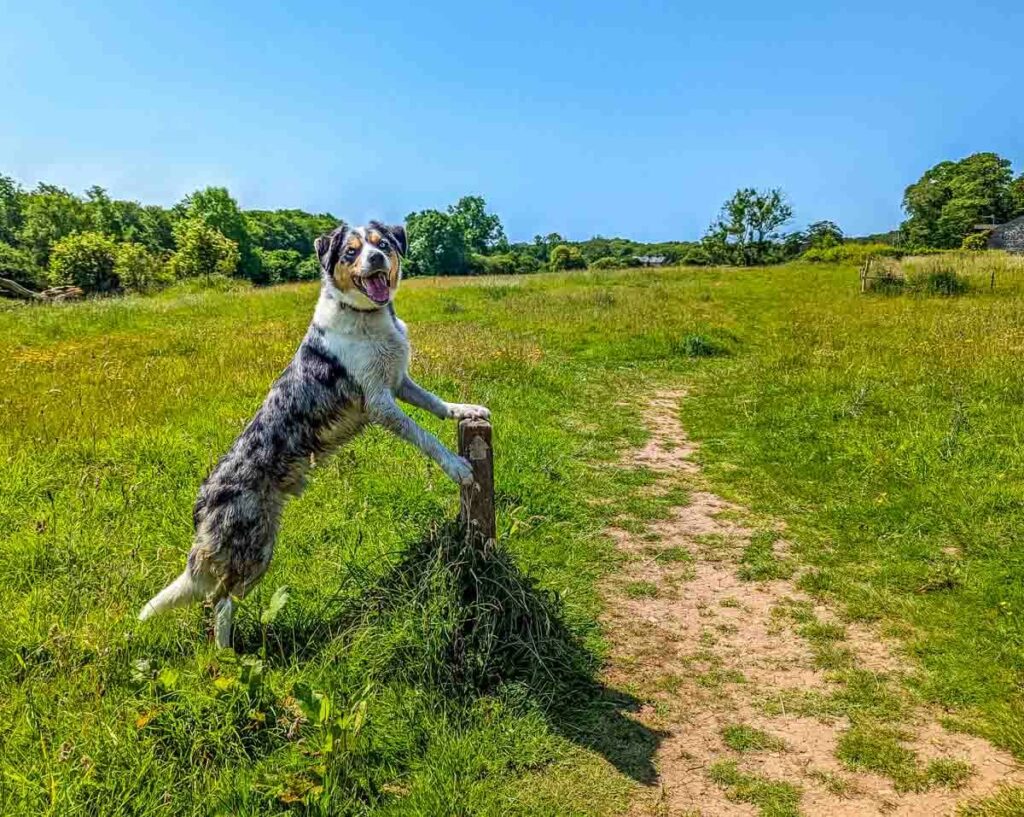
[603,391,1022,816]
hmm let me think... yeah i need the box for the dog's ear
[370,221,407,256]
[388,224,407,256]
[314,223,347,273]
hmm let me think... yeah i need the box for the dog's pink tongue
[365,274,390,303]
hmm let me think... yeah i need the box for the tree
[18,184,89,268]
[549,244,587,270]
[178,187,258,280]
[701,188,793,266]
[804,220,844,249]
[48,231,119,292]
[137,205,178,253]
[405,209,470,276]
[256,248,305,283]
[0,174,24,246]
[246,209,337,256]
[901,153,1023,248]
[447,196,507,254]
[170,219,240,280]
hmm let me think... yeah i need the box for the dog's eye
[344,247,358,260]
[378,239,389,251]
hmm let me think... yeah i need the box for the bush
[48,231,119,292]
[549,244,587,271]
[257,248,304,284]
[961,233,989,251]
[802,243,901,264]
[295,254,322,281]
[0,241,45,289]
[682,246,712,266]
[170,220,240,280]
[910,267,968,296]
[115,243,172,293]
[589,256,623,270]
[470,252,542,276]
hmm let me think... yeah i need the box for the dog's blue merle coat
[139,220,490,649]
[189,325,363,598]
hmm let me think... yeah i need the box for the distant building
[634,255,668,267]
[987,216,1024,253]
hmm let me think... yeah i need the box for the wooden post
[860,257,871,293]
[458,419,495,550]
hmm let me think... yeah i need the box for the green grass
[738,530,795,581]
[721,724,785,752]
[622,581,659,599]
[707,761,802,816]
[3,258,1024,812]
[836,724,973,792]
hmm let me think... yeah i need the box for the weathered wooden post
[458,419,495,550]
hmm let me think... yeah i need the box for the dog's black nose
[367,250,387,271]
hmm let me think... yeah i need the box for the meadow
[2,258,1024,815]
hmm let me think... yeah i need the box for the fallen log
[0,279,85,302]
[0,277,44,300]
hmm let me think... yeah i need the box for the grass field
[2,259,1023,815]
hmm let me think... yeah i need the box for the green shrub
[467,252,540,276]
[918,269,968,296]
[589,256,622,270]
[296,255,322,280]
[115,243,173,293]
[170,219,240,280]
[549,245,587,271]
[961,233,989,250]
[257,248,304,284]
[682,245,712,265]
[48,231,119,292]
[802,243,902,264]
[0,241,45,289]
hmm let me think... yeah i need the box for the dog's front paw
[444,455,475,487]
[446,403,491,421]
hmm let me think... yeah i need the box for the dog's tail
[138,570,203,621]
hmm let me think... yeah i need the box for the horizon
[2,0,1021,243]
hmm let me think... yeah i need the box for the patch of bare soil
[603,391,1022,816]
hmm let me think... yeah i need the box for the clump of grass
[721,724,785,752]
[915,268,968,296]
[958,785,1024,816]
[672,333,726,358]
[708,761,802,817]
[836,723,973,792]
[807,769,860,798]
[623,581,659,599]
[739,531,794,581]
[653,546,693,564]
[351,521,596,705]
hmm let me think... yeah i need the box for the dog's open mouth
[357,272,391,305]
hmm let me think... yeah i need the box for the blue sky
[1,0,1021,242]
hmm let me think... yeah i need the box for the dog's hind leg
[214,597,234,650]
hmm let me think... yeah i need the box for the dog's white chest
[314,303,410,396]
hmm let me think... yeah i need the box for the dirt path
[603,391,1022,816]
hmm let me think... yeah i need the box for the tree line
[0,179,337,294]
[2,151,1020,296]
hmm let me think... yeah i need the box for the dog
[138,220,489,648]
